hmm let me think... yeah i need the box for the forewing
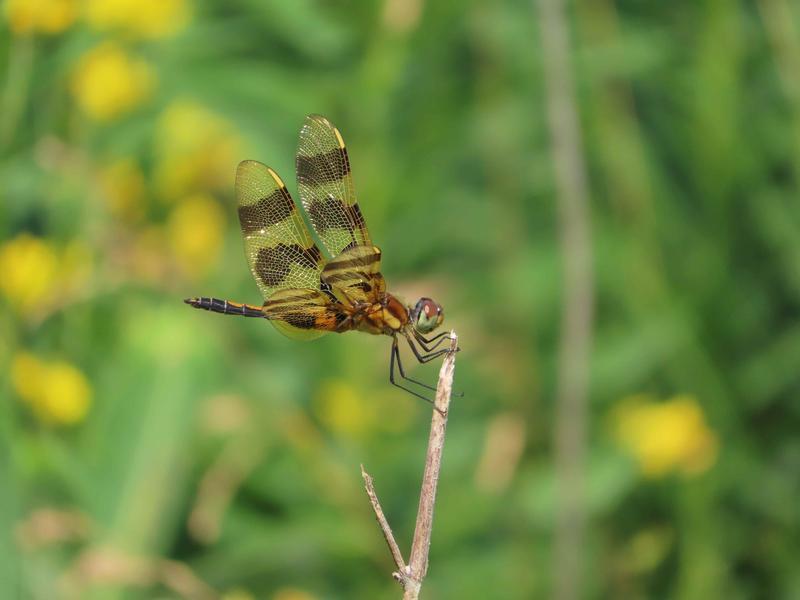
[296,115,371,259]
[321,245,385,306]
[236,160,325,300]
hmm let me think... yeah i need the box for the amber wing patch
[262,288,343,340]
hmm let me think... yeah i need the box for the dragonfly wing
[237,160,326,299]
[263,288,343,340]
[296,114,371,260]
[236,160,336,340]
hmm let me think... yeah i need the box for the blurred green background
[2,0,800,598]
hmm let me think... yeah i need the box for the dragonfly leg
[393,338,438,392]
[405,332,465,399]
[405,332,451,364]
[415,330,452,345]
[413,330,451,353]
[413,329,461,354]
[335,314,353,332]
[389,337,434,404]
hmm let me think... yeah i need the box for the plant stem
[536,0,595,598]
[361,332,459,599]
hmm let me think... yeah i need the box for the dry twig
[361,332,459,599]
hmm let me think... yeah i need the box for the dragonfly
[185,114,453,401]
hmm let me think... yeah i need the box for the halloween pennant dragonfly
[185,114,453,400]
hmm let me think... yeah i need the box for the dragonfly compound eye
[413,298,444,334]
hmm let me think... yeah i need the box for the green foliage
[2,0,800,598]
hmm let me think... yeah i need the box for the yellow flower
[167,194,225,278]
[38,361,92,424]
[71,42,155,121]
[84,0,190,39]
[154,100,241,200]
[0,234,59,314]
[313,380,374,437]
[0,234,92,317]
[5,0,77,35]
[99,158,146,221]
[10,352,43,402]
[612,394,718,478]
[11,352,92,425]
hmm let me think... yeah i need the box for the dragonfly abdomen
[184,297,264,317]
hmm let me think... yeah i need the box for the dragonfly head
[411,298,444,334]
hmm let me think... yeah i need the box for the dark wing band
[236,160,326,300]
[296,115,371,260]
